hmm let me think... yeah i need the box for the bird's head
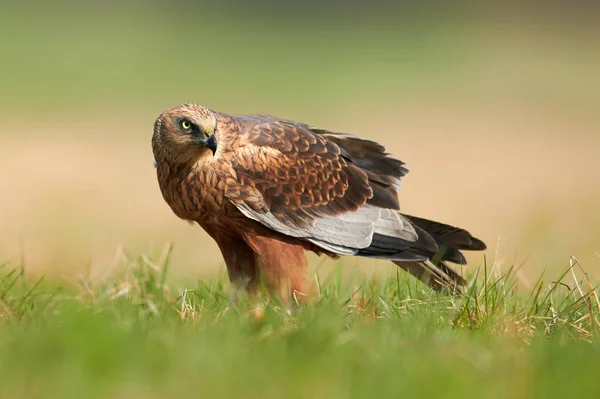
[152,103,218,166]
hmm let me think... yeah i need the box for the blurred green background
[1,1,599,282]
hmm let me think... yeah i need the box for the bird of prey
[152,104,486,300]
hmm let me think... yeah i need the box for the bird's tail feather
[401,214,487,252]
[393,259,468,294]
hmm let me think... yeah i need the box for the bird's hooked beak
[201,133,217,155]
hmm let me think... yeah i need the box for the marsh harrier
[152,104,486,300]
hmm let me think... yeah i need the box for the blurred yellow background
[1,2,599,283]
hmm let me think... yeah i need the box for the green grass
[0,250,599,399]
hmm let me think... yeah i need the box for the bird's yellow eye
[181,120,192,130]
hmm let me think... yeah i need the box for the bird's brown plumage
[152,103,486,300]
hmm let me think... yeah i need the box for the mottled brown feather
[223,121,378,231]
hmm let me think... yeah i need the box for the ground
[1,249,599,399]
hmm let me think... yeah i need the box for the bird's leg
[213,236,259,304]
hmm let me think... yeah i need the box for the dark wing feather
[306,127,406,211]
[223,119,428,257]
[308,128,408,185]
